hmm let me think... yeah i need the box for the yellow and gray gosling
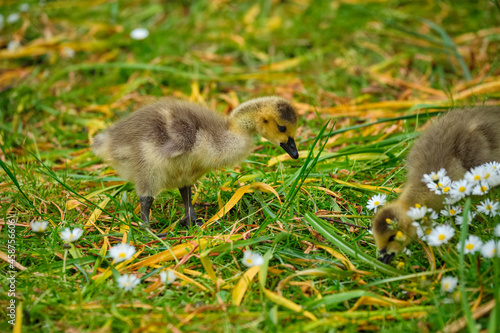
[373,106,500,264]
[93,96,299,229]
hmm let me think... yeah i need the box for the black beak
[280,137,299,159]
[378,252,396,264]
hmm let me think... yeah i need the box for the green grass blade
[303,212,401,276]
[0,157,36,209]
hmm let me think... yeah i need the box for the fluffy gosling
[373,106,500,263]
[93,96,299,229]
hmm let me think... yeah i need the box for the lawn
[1,0,500,332]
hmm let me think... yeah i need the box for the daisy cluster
[414,162,500,260]
[367,162,500,294]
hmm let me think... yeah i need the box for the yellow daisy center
[386,218,392,224]
[485,173,490,179]
[449,209,456,215]
[443,187,450,193]
[119,252,126,258]
[459,186,465,192]
[415,204,421,208]
[426,229,432,235]
[466,244,474,250]
[247,259,253,264]
[438,234,446,241]
[481,185,488,192]
[474,175,481,181]
[444,283,450,289]
[486,205,492,210]
[374,201,379,206]
[395,231,405,241]
[69,234,74,240]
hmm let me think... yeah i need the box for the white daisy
[448,179,473,199]
[422,168,447,184]
[407,205,427,221]
[366,194,387,213]
[495,224,500,237]
[7,40,20,52]
[485,161,500,173]
[480,240,498,258]
[441,276,458,293]
[61,46,75,58]
[117,274,140,291]
[426,176,452,195]
[413,221,434,241]
[444,195,461,205]
[427,224,455,246]
[457,235,483,254]
[60,227,83,243]
[472,181,489,196]
[487,173,500,188]
[31,220,49,233]
[160,270,177,284]
[477,199,499,217]
[109,243,136,263]
[454,212,476,226]
[485,162,500,187]
[242,251,264,267]
[19,3,30,12]
[7,13,20,24]
[428,209,439,221]
[130,28,149,40]
[440,205,462,217]
[465,165,490,185]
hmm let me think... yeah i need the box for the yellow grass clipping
[263,288,317,321]
[202,182,282,229]
[232,265,260,306]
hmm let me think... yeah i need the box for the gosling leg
[139,195,154,229]
[179,185,199,227]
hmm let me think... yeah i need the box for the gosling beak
[378,249,396,264]
[280,137,299,159]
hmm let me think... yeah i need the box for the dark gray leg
[140,195,154,229]
[179,185,200,227]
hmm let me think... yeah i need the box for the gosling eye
[278,125,286,133]
[388,235,396,242]
[263,119,268,124]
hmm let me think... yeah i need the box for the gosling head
[372,202,415,264]
[232,96,299,159]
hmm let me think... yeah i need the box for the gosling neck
[228,100,264,135]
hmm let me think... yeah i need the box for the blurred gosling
[372,105,500,264]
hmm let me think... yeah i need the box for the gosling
[372,105,500,263]
[93,96,299,229]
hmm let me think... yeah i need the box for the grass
[1,0,500,331]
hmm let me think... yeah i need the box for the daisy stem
[35,234,49,267]
[62,246,69,282]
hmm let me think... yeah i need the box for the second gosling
[93,96,299,229]
[372,105,500,263]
